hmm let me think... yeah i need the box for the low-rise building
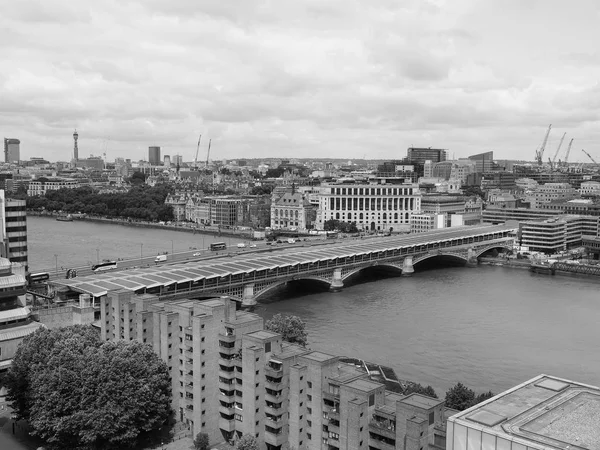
[579,180,600,197]
[482,207,560,224]
[271,191,315,231]
[447,374,600,450]
[410,213,446,233]
[518,215,599,253]
[27,177,79,196]
[531,182,578,205]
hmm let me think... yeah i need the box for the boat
[56,214,73,222]
[529,262,554,275]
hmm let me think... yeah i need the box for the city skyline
[2,0,600,163]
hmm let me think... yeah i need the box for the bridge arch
[474,244,513,258]
[413,252,469,266]
[253,276,332,302]
[342,263,403,281]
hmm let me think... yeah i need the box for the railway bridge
[50,224,516,308]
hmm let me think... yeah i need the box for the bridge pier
[241,283,257,308]
[330,268,344,292]
[466,248,478,268]
[401,256,414,277]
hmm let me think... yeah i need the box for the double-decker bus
[91,261,118,272]
[209,242,227,251]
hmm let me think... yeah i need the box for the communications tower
[73,129,79,161]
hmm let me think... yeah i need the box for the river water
[27,216,600,396]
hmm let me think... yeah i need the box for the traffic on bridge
[49,224,516,303]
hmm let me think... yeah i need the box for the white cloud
[1,0,600,162]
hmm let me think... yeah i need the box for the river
[27,216,600,396]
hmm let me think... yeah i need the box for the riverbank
[478,256,532,269]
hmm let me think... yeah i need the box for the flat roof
[247,330,279,341]
[345,378,382,393]
[449,374,600,450]
[400,393,443,409]
[301,351,337,363]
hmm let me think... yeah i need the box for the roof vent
[535,378,569,392]
[465,410,507,427]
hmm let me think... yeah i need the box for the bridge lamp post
[54,254,58,276]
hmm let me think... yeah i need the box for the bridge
[49,224,516,307]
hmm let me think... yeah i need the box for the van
[287,238,296,244]
[237,243,246,248]
[155,255,167,263]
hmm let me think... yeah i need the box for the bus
[27,272,50,284]
[91,261,118,272]
[209,242,227,251]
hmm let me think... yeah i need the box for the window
[307,433,311,439]
[235,414,243,421]
[265,342,271,353]
[429,411,434,425]
[369,393,375,406]
[308,381,312,388]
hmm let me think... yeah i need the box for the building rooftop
[301,351,337,363]
[400,393,443,409]
[345,378,382,393]
[449,374,600,450]
[329,363,365,384]
[247,330,279,341]
[276,342,309,359]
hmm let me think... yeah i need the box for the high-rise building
[73,129,79,161]
[0,190,27,269]
[164,155,171,167]
[102,294,454,450]
[406,148,447,165]
[3,138,20,163]
[466,151,493,173]
[149,146,161,165]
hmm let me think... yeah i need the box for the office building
[211,197,242,227]
[0,257,45,377]
[3,138,20,163]
[447,374,600,450]
[420,195,482,226]
[579,180,600,197]
[406,148,447,165]
[466,151,493,173]
[101,294,453,450]
[149,146,161,165]
[316,179,422,232]
[530,183,578,206]
[518,215,599,253]
[27,178,80,196]
[482,207,559,224]
[539,199,600,217]
[271,191,315,231]
[409,213,446,233]
[0,191,28,268]
[432,160,475,184]
[480,172,516,191]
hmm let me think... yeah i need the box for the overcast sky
[2,0,600,164]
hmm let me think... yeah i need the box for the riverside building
[315,179,421,232]
[101,293,454,450]
[518,215,599,254]
[0,191,28,268]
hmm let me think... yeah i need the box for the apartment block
[101,293,453,450]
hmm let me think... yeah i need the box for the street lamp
[96,248,99,264]
[54,254,58,276]
[140,243,143,266]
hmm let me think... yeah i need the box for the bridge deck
[50,224,516,298]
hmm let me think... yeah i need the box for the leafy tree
[404,383,438,399]
[6,326,171,450]
[265,167,285,178]
[265,314,308,347]
[130,171,147,184]
[474,390,495,404]
[445,382,475,411]
[235,434,259,450]
[194,432,210,450]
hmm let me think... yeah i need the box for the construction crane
[563,138,574,167]
[205,139,211,168]
[193,134,202,169]
[535,124,552,165]
[552,132,566,164]
[581,149,598,166]
[548,157,554,171]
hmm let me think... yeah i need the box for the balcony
[219,355,236,366]
[219,389,235,399]
[184,372,194,383]
[219,369,236,380]
[219,404,234,415]
[323,391,339,402]
[265,366,283,378]
[219,345,237,356]
[185,346,194,355]
[218,333,236,344]
[369,432,396,450]
[265,415,283,429]
[219,417,236,432]
[219,380,235,391]
[265,378,283,391]
[265,403,282,416]
[370,418,396,440]
[264,426,286,446]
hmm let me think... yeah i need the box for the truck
[155,255,167,263]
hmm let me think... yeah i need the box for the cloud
[0,0,600,162]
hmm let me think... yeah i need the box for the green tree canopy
[445,382,475,411]
[235,434,259,450]
[265,314,308,347]
[194,432,210,450]
[5,326,171,450]
[404,383,438,399]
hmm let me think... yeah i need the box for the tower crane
[205,139,211,168]
[535,124,552,165]
[552,132,566,164]
[193,134,202,169]
[581,149,598,166]
[563,138,574,167]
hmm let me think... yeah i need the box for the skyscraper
[149,146,161,165]
[3,138,20,163]
[467,151,493,173]
[73,129,79,161]
[406,147,447,164]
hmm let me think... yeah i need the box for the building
[72,129,79,161]
[410,213,446,233]
[149,146,161,165]
[480,172,516,192]
[579,180,600,197]
[74,156,105,170]
[531,183,578,205]
[27,177,80,196]
[406,148,447,165]
[447,374,600,450]
[538,198,600,217]
[211,197,242,227]
[515,178,538,191]
[271,191,315,231]
[101,293,453,450]
[166,192,191,222]
[3,138,20,163]
[0,257,45,378]
[518,215,599,253]
[420,195,482,227]
[482,207,560,224]
[466,151,493,173]
[315,180,422,232]
[432,160,475,184]
[0,191,28,268]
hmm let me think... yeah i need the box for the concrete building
[420,195,482,227]
[316,180,422,232]
[410,213,446,233]
[466,151,493,173]
[579,180,600,197]
[74,156,105,170]
[27,177,80,197]
[432,161,476,185]
[149,146,161,165]
[271,191,314,231]
[531,183,578,205]
[0,191,28,268]
[480,172,516,191]
[101,293,453,450]
[406,148,447,165]
[539,198,600,217]
[0,257,45,377]
[447,374,600,450]
[518,215,599,253]
[482,207,560,224]
[3,138,20,164]
[515,178,538,191]
[211,197,242,227]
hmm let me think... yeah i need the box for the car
[237,243,246,248]
[249,244,257,248]
[266,242,273,245]
[193,252,202,256]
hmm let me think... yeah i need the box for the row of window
[331,187,414,196]
[327,197,417,211]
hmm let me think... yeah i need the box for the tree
[235,434,259,450]
[130,171,147,184]
[445,382,475,411]
[404,383,438,399]
[265,314,308,347]
[194,432,210,450]
[6,326,171,450]
[474,390,495,404]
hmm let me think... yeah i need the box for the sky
[2,0,600,164]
